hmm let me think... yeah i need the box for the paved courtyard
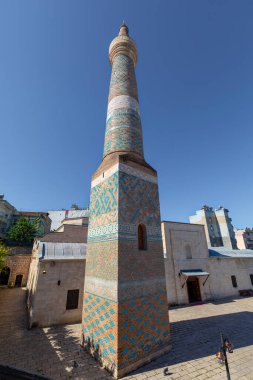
[0,288,253,380]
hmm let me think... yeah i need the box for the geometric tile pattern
[118,291,170,369]
[83,160,170,374]
[107,95,140,121]
[82,292,117,368]
[83,25,170,378]
[82,291,170,371]
[91,162,157,188]
[89,170,161,234]
[106,109,141,132]
[88,222,162,243]
[119,172,161,227]
[108,55,138,102]
[104,126,143,157]
[88,172,118,229]
[104,53,143,158]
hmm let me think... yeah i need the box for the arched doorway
[0,267,10,285]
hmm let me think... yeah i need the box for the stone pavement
[0,288,253,380]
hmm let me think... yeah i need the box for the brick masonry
[4,247,32,287]
[82,24,170,378]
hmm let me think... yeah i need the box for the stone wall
[207,258,253,299]
[162,222,212,305]
[162,221,253,305]
[28,259,85,327]
[5,247,32,287]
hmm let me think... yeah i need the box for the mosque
[25,23,253,379]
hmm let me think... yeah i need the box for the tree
[7,217,39,244]
[0,242,9,270]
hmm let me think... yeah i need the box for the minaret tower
[82,23,170,378]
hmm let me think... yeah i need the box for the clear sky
[1,0,252,227]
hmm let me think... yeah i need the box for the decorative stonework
[82,24,170,379]
[109,35,137,66]
[107,95,140,120]
[88,222,162,243]
[91,163,157,188]
[104,48,143,158]
[108,55,138,102]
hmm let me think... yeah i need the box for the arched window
[138,224,147,250]
[0,267,10,285]
[185,244,192,259]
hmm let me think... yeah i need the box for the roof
[41,224,87,243]
[161,220,205,227]
[38,242,86,260]
[0,198,16,212]
[209,247,253,258]
[7,246,32,256]
[19,211,49,217]
[48,209,90,230]
[61,216,89,222]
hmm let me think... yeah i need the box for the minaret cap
[109,22,137,65]
[119,21,129,36]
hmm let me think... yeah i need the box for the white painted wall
[162,221,253,305]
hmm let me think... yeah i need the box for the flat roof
[161,220,205,227]
[38,242,86,260]
[209,247,253,258]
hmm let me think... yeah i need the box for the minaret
[82,23,171,378]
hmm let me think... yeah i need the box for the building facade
[12,211,51,237]
[0,246,32,287]
[235,228,253,250]
[0,195,52,239]
[27,220,87,328]
[24,217,253,329]
[48,209,89,231]
[208,248,253,299]
[190,205,237,249]
[162,221,253,306]
[0,195,17,239]
[82,23,170,378]
[162,221,211,305]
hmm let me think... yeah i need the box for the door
[15,274,23,288]
[187,276,201,303]
[0,267,10,285]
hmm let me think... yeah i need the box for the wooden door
[187,277,201,303]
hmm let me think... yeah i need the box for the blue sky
[1,0,252,227]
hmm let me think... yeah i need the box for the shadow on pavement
[0,288,110,380]
[131,311,253,377]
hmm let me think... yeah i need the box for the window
[185,244,192,259]
[231,275,237,288]
[66,289,79,310]
[138,224,147,250]
[250,274,253,286]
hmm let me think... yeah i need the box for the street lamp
[216,333,233,380]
